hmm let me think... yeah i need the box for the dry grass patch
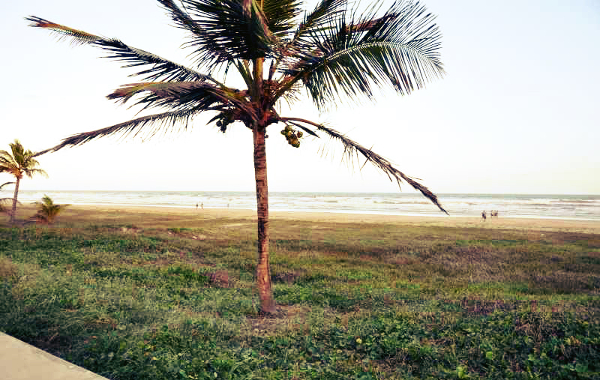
[0,256,18,282]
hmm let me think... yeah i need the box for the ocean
[5,190,599,221]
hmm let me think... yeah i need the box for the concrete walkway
[0,332,109,380]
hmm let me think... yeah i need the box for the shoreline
[10,191,599,222]
[59,204,600,234]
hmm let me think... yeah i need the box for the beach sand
[57,204,600,234]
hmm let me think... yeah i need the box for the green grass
[1,210,599,379]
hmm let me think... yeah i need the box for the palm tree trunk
[10,177,20,224]
[253,122,276,314]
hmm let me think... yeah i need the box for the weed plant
[1,209,599,379]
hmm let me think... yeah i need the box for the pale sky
[1,0,599,194]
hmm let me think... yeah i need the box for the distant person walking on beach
[201,203,204,209]
[481,210,487,221]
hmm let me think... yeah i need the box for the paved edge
[0,332,109,380]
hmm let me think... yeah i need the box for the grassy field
[1,205,599,379]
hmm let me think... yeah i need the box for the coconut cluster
[280,125,303,148]
[216,118,230,133]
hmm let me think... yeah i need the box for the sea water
[6,190,599,221]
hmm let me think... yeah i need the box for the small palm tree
[0,140,47,223]
[29,0,446,313]
[33,195,69,224]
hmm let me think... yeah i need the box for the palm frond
[107,82,256,120]
[285,0,346,49]
[279,117,447,213]
[279,0,444,109]
[262,0,304,38]
[157,0,234,69]
[268,0,345,81]
[0,153,17,169]
[160,0,278,70]
[26,16,209,82]
[34,108,208,155]
[24,168,48,179]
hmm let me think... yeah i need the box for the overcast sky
[1,0,599,194]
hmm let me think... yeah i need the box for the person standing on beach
[481,210,487,221]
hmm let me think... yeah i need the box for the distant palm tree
[29,0,446,313]
[0,140,47,223]
[33,195,68,225]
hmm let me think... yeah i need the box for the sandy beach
[59,204,600,234]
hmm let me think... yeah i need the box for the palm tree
[33,195,69,225]
[0,140,47,224]
[28,0,446,313]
